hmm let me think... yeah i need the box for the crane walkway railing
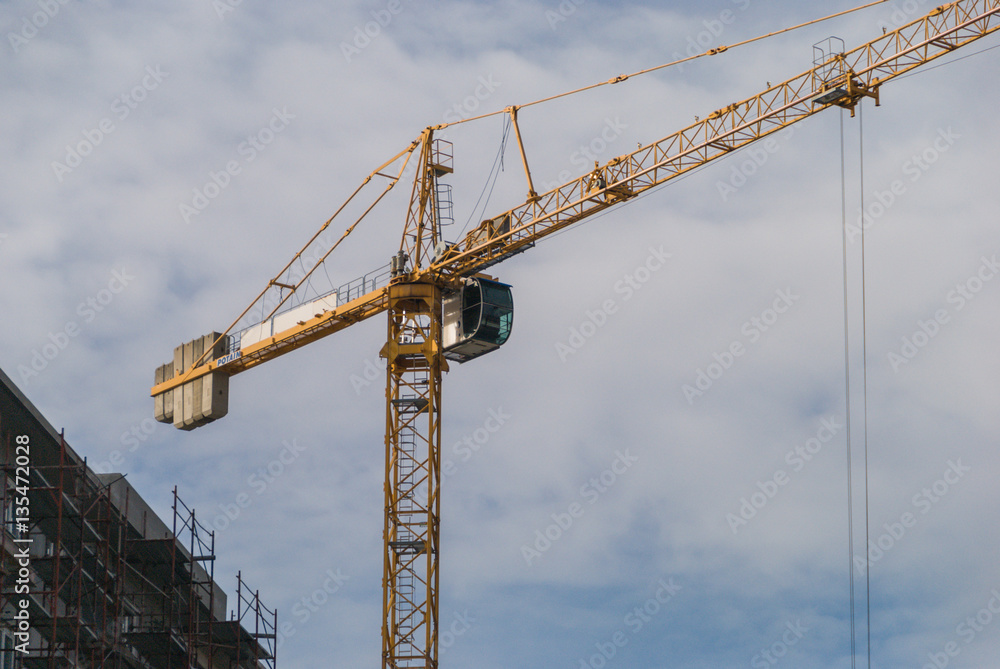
[224,263,393,355]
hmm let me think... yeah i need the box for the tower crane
[149,2,1000,666]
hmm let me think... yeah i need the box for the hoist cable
[839,108,858,669]
[859,99,873,669]
[459,116,512,239]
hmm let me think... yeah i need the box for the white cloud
[2,0,999,666]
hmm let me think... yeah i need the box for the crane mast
[148,2,1000,666]
[381,280,445,666]
[379,130,451,666]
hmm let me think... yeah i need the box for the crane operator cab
[442,277,513,363]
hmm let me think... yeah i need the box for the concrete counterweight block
[155,332,230,430]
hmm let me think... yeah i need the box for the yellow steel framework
[433,0,998,277]
[151,0,1000,399]
[379,126,452,667]
[382,282,444,667]
[149,2,1000,666]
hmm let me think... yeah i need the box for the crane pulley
[149,2,1000,666]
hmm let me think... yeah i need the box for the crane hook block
[442,278,513,363]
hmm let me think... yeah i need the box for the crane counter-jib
[150,285,390,427]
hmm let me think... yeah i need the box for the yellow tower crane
[150,2,1000,666]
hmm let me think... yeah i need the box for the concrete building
[0,367,276,669]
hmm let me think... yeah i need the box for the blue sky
[2,1,1000,667]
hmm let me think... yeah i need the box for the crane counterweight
[154,332,230,430]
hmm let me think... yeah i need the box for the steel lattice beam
[430,0,1000,278]
[382,283,443,668]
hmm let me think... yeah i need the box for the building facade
[0,368,276,669]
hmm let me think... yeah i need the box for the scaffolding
[0,428,128,668]
[223,574,276,669]
[1,372,278,669]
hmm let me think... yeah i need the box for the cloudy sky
[3,0,1000,666]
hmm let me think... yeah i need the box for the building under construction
[0,367,277,669]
